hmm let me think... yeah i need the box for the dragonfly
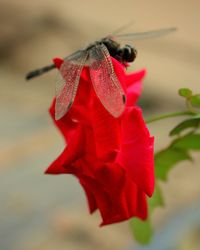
[26,27,176,120]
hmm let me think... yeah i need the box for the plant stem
[145,111,195,124]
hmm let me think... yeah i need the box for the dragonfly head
[118,44,137,63]
[101,37,137,64]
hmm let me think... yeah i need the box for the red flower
[46,57,154,226]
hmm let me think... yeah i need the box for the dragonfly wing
[55,50,88,120]
[89,43,126,117]
[115,27,177,40]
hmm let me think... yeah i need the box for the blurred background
[0,0,200,249]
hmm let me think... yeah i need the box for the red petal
[79,178,98,213]
[90,91,121,161]
[118,107,154,196]
[126,70,146,106]
[99,168,148,225]
[53,58,64,69]
[45,151,68,174]
[125,70,146,87]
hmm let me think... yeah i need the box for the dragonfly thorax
[101,38,137,63]
[86,38,137,64]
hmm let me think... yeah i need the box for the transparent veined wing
[114,27,177,40]
[55,50,88,120]
[89,43,126,117]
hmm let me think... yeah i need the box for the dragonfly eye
[121,45,137,62]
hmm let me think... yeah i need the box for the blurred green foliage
[130,88,200,244]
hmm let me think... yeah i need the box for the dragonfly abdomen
[26,63,56,80]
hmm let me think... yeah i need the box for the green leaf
[130,184,163,245]
[169,114,200,136]
[178,88,192,98]
[155,147,191,181]
[190,94,200,107]
[130,218,153,245]
[173,133,200,150]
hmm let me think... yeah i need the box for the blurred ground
[0,0,200,250]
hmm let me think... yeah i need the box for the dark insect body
[26,38,136,81]
[90,38,137,63]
